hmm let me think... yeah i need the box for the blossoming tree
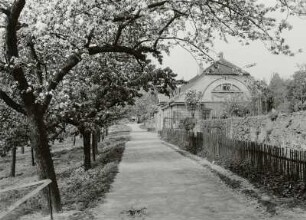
[0,0,297,211]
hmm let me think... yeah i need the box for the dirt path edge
[161,140,278,216]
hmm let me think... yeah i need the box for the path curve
[92,124,267,220]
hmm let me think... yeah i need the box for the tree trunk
[92,131,97,161]
[28,113,62,212]
[96,127,101,143]
[105,126,109,136]
[101,128,105,141]
[21,146,24,154]
[82,130,91,170]
[73,135,76,146]
[95,133,98,155]
[10,146,16,177]
[31,147,35,166]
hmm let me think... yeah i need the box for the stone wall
[200,111,306,150]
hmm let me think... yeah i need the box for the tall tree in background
[249,80,274,115]
[0,0,298,211]
[269,73,289,112]
[287,65,306,112]
[128,92,159,122]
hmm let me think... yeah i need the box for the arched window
[222,83,231,91]
[212,83,241,93]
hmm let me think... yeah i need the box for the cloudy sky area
[161,11,306,83]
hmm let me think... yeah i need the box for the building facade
[155,56,254,131]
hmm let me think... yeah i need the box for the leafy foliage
[0,0,301,210]
[62,163,118,210]
[248,80,274,115]
[0,0,297,119]
[180,117,196,131]
[269,73,290,112]
[126,91,158,122]
[184,89,203,117]
[287,65,306,112]
[0,105,29,156]
[61,135,126,210]
[222,95,251,118]
[268,109,279,121]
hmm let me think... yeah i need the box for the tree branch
[205,3,237,36]
[0,89,26,115]
[49,124,66,141]
[5,0,25,59]
[27,36,43,85]
[42,43,159,113]
[209,0,273,40]
[114,24,124,45]
[0,7,10,16]
[49,32,78,48]
[154,12,181,48]
[156,36,214,61]
[113,10,141,45]
[11,66,36,107]
[148,1,169,9]
[0,61,6,72]
[84,28,95,48]
[88,44,147,61]
[42,53,82,113]
[112,1,168,22]
[66,117,80,127]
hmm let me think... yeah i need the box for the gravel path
[91,124,273,220]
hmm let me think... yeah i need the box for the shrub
[180,117,196,131]
[60,139,126,210]
[185,89,203,117]
[223,102,250,117]
[269,110,279,121]
[61,163,118,210]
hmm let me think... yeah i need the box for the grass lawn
[0,124,131,220]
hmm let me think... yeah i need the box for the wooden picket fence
[161,129,306,182]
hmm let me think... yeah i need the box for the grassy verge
[60,141,126,211]
[0,124,130,220]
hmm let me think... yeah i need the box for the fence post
[48,184,53,220]
[304,151,306,182]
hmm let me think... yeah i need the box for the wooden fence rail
[0,179,53,220]
[161,129,306,182]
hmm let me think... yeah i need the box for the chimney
[218,52,224,59]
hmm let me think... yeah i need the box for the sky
[161,14,306,83]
